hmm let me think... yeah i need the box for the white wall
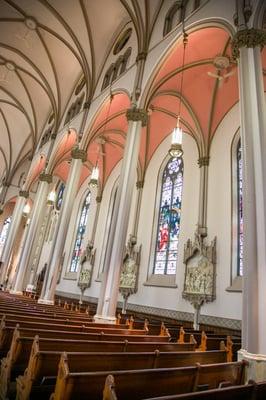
[126,132,200,312]
[205,103,242,320]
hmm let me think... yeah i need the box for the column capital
[126,107,148,127]
[39,173,53,184]
[71,147,87,162]
[197,156,210,167]
[83,101,91,109]
[136,180,144,189]
[96,195,102,203]
[232,28,266,59]
[50,133,57,140]
[136,52,147,62]
[19,190,29,198]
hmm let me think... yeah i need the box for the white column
[0,190,28,284]
[38,147,86,305]
[232,29,266,357]
[197,156,209,237]
[94,107,147,322]
[11,174,52,294]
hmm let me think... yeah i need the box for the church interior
[0,0,265,398]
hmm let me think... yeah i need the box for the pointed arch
[154,156,184,275]
[69,191,91,273]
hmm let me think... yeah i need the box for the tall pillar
[232,26,266,378]
[0,190,29,284]
[197,156,210,237]
[11,173,52,294]
[94,107,147,322]
[38,147,87,304]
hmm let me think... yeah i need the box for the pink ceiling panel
[153,27,230,90]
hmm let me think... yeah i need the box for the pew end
[103,374,117,400]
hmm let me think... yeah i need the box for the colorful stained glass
[70,192,91,272]
[237,141,243,276]
[0,216,11,258]
[154,157,183,275]
[56,183,65,210]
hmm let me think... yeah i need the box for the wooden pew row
[0,293,91,316]
[49,360,247,400]
[0,324,171,357]
[1,317,149,336]
[0,305,91,320]
[15,345,228,400]
[178,329,241,361]
[0,308,93,322]
[0,302,91,318]
[140,381,266,400]
[0,329,197,398]
[0,314,135,331]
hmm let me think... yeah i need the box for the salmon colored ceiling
[48,29,266,190]
[27,154,46,190]
[146,26,239,164]
[81,92,130,188]
[51,129,77,173]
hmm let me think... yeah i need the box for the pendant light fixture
[47,188,56,206]
[22,203,31,217]
[169,27,188,158]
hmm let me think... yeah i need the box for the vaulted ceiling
[0,0,265,193]
[0,0,165,185]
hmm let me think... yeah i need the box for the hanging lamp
[169,28,188,158]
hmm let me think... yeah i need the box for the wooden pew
[0,314,138,332]
[136,381,266,400]
[1,316,149,336]
[49,360,247,400]
[1,314,143,335]
[0,323,170,358]
[140,381,266,400]
[15,341,227,399]
[0,329,196,399]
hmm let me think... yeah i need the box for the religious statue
[77,240,95,303]
[182,228,216,329]
[119,235,141,313]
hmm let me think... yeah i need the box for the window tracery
[70,192,91,273]
[0,216,11,258]
[153,157,183,275]
[237,140,243,276]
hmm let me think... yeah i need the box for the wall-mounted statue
[119,234,141,313]
[77,240,95,303]
[182,229,216,329]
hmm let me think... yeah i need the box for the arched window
[70,192,91,273]
[154,157,183,275]
[0,216,12,258]
[56,183,65,211]
[237,141,243,276]
[163,2,182,37]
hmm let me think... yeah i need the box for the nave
[0,0,266,393]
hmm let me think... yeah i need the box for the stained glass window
[237,141,243,276]
[70,192,91,272]
[0,217,11,258]
[154,157,183,275]
[56,182,65,210]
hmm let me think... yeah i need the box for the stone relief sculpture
[182,229,216,329]
[119,234,141,313]
[77,240,95,303]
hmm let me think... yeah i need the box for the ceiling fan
[207,55,235,87]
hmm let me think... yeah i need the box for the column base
[238,349,266,382]
[38,298,54,305]
[9,290,23,295]
[93,314,117,324]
